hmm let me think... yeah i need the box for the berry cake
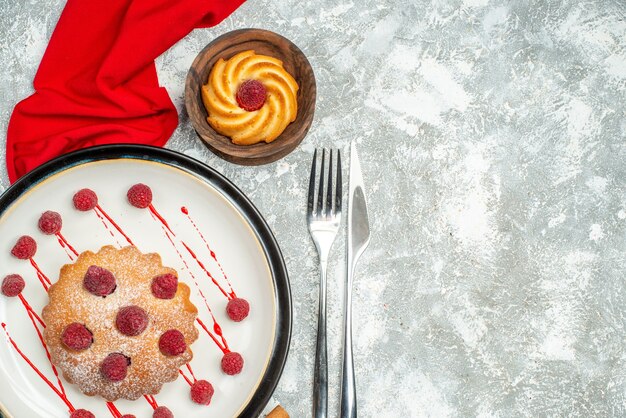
[201,50,299,145]
[42,245,199,401]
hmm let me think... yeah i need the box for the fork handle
[313,260,328,418]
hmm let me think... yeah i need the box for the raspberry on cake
[11,235,37,259]
[84,265,116,297]
[100,352,130,382]
[38,211,63,235]
[116,305,149,336]
[151,273,178,299]
[1,274,25,297]
[61,323,93,351]
[42,246,199,401]
[159,329,187,356]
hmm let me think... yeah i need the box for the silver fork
[308,148,342,418]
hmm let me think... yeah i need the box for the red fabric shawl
[6,0,245,183]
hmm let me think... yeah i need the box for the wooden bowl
[185,28,316,165]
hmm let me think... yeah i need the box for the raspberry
[151,273,178,299]
[226,297,250,322]
[190,379,214,405]
[127,183,153,208]
[70,409,95,418]
[11,235,37,259]
[73,188,98,211]
[236,80,267,111]
[221,351,244,375]
[100,352,130,382]
[120,415,136,418]
[84,265,116,297]
[116,305,149,336]
[159,329,186,356]
[61,322,93,351]
[38,211,63,235]
[153,406,174,418]
[1,274,25,297]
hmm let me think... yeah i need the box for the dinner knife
[340,140,370,418]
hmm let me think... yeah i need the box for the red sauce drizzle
[181,206,237,299]
[29,258,51,291]
[178,369,193,386]
[180,242,231,300]
[144,394,158,410]
[18,295,67,397]
[149,205,232,299]
[186,363,197,381]
[56,233,79,260]
[106,402,122,418]
[95,205,134,246]
[1,323,75,412]
[149,204,174,235]
[153,217,229,353]
[93,208,122,247]
[18,294,45,328]
[196,318,229,354]
[189,287,229,352]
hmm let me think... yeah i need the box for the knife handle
[313,259,328,418]
[340,262,357,418]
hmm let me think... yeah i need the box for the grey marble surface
[2,0,626,417]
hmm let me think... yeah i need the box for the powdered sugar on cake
[42,245,199,401]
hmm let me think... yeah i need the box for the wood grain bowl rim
[185,28,316,166]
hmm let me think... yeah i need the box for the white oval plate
[0,145,291,418]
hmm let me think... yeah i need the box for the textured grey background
[1,0,626,417]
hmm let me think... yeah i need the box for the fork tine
[326,150,333,217]
[335,150,342,215]
[307,149,317,217]
[317,148,325,216]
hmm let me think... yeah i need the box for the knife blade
[340,140,370,418]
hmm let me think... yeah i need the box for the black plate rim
[0,144,292,418]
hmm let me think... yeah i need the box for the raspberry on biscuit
[236,80,267,111]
